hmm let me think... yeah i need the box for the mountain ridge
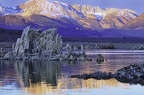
[122,13,144,30]
[0,0,142,30]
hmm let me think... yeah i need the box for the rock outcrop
[3,26,87,61]
[114,64,144,85]
[70,64,144,85]
[11,26,63,60]
[14,26,62,56]
[95,54,104,62]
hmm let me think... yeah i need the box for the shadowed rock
[96,54,104,62]
[114,64,144,85]
[71,71,113,80]
[70,64,144,86]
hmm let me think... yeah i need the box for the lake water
[0,50,144,95]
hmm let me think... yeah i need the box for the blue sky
[0,0,143,14]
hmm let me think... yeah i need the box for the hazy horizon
[0,0,143,14]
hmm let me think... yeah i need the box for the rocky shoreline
[70,64,144,85]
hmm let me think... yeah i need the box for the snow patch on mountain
[72,4,137,20]
[52,1,68,6]
[0,0,139,29]
[20,0,85,19]
[116,10,137,18]
[95,12,104,20]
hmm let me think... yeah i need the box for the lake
[0,50,144,95]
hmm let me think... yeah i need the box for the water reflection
[12,60,130,95]
[0,60,21,88]
[1,50,144,95]
[14,60,61,87]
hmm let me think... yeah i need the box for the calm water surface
[0,50,144,95]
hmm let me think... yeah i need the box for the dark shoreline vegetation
[70,64,144,86]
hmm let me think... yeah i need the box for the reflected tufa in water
[14,60,61,87]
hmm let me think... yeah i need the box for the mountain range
[0,0,143,30]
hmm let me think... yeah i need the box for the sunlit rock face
[20,0,137,19]
[72,4,137,28]
[19,0,81,19]
[122,13,144,30]
[14,26,63,57]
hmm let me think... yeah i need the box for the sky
[0,0,143,14]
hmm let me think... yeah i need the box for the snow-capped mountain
[72,4,137,19]
[0,0,141,30]
[71,4,138,28]
[0,3,22,16]
[19,0,137,19]
[19,0,84,19]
